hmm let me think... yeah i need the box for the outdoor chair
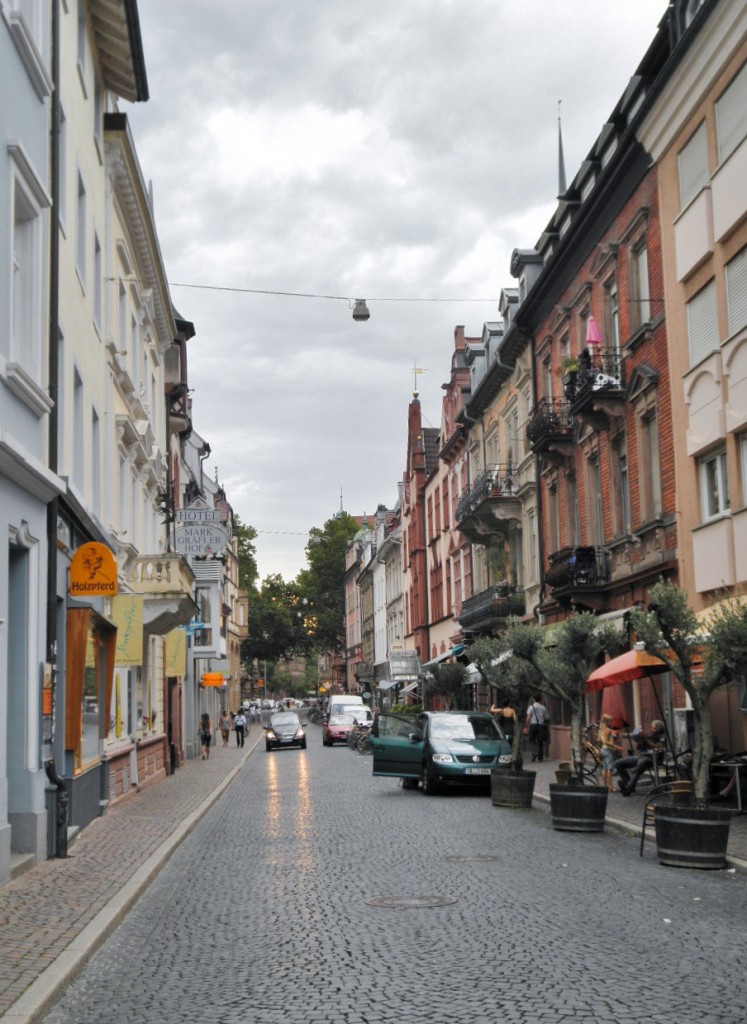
[639,782,677,856]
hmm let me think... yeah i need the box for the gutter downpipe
[45,0,68,857]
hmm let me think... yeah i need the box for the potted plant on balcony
[629,580,747,868]
[468,631,540,809]
[558,355,580,401]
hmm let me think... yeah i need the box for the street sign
[202,673,225,687]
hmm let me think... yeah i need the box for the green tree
[296,512,359,654]
[242,575,311,665]
[233,516,259,592]
[630,580,747,804]
[423,662,470,711]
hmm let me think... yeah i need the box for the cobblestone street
[32,718,747,1024]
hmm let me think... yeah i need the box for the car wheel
[421,760,440,795]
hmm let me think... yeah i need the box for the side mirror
[409,732,423,744]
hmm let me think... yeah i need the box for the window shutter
[716,62,747,164]
[687,280,719,366]
[678,122,708,208]
[726,246,747,336]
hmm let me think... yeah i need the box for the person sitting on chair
[615,721,666,796]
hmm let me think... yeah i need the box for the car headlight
[295,728,305,739]
[432,753,454,764]
[266,730,276,740]
[498,754,512,764]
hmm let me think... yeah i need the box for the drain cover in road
[445,854,498,863]
[366,895,458,909]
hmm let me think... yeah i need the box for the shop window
[65,607,116,774]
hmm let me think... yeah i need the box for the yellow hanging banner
[112,595,144,666]
[164,629,187,676]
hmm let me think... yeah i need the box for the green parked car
[371,710,512,794]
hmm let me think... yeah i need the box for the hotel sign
[174,496,223,523]
[173,523,229,557]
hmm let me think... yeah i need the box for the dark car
[371,710,511,794]
[322,713,356,746]
[265,711,307,751]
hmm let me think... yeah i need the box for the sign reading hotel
[174,496,223,524]
[69,542,119,596]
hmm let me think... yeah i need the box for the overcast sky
[124,0,668,582]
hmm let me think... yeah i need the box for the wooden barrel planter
[549,783,608,832]
[490,768,536,808]
[654,803,731,869]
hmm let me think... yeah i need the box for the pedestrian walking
[234,709,247,748]
[490,699,517,744]
[524,694,549,762]
[218,709,231,747]
[199,712,213,760]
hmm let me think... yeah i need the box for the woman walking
[199,712,213,760]
[598,713,622,793]
[218,709,231,747]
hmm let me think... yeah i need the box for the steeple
[557,99,567,198]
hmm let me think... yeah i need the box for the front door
[371,713,421,777]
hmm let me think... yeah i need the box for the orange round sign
[69,542,119,596]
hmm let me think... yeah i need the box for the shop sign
[202,672,226,687]
[173,522,229,557]
[174,496,223,523]
[69,542,119,596]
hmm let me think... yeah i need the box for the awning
[421,650,454,669]
[400,681,418,694]
[377,679,399,691]
[586,649,668,692]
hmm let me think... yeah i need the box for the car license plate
[465,767,491,775]
[280,738,292,744]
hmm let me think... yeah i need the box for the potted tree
[468,631,542,809]
[473,614,626,829]
[630,580,747,868]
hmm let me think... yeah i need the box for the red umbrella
[600,684,629,730]
[585,648,668,692]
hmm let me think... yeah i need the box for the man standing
[524,695,549,763]
[234,709,247,748]
[615,721,666,795]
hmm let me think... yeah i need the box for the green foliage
[233,516,259,592]
[242,574,312,664]
[296,513,360,654]
[423,663,469,710]
[629,579,747,802]
[389,703,422,716]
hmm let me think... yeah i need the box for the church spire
[557,99,567,198]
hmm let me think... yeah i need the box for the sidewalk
[0,731,260,1024]
[1,745,745,1024]
[528,756,747,867]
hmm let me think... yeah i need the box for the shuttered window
[686,280,719,366]
[726,246,747,336]
[678,122,708,209]
[716,62,747,165]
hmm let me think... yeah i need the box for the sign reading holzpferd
[69,542,119,596]
[173,522,229,557]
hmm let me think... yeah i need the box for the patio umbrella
[600,684,631,752]
[585,648,668,692]
[586,315,603,363]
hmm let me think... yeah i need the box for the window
[605,278,620,352]
[73,368,84,490]
[715,61,747,165]
[740,435,747,506]
[93,232,102,329]
[566,474,580,546]
[726,246,747,337]
[640,411,662,521]
[678,122,708,209]
[630,242,650,328]
[587,456,604,545]
[9,144,49,388]
[76,172,86,285]
[59,108,67,226]
[686,280,719,366]
[91,408,100,515]
[700,449,729,520]
[613,447,632,536]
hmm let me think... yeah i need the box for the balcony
[459,584,525,632]
[128,554,198,634]
[565,348,626,430]
[526,398,575,462]
[455,465,522,543]
[544,546,610,608]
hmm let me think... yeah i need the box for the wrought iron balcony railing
[564,348,625,407]
[526,398,574,450]
[459,584,526,630]
[544,546,609,590]
[455,464,520,523]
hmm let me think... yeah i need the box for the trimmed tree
[469,613,626,778]
[629,580,747,804]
